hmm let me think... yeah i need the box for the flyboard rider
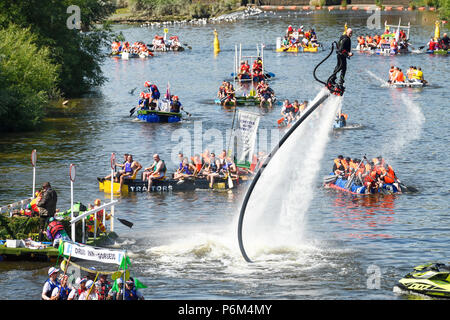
[328,28,353,92]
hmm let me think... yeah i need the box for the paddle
[129,106,137,117]
[277,117,286,125]
[117,218,133,229]
[181,109,191,117]
[396,178,418,193]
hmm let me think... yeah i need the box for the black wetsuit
[441,35,449,50]
[330,34,352,86]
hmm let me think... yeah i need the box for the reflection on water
[330,192,397,239]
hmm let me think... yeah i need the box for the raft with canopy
[355,19,411,56]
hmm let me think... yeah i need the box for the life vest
[124,287,138,300]
[59,285,70,300]
[181,165,192,175]
[97,282,111,300]
[416,70,423,80]
[153,160,167,173]
[396,71,405,82]
[43,279,59,299]
[210,158,218,171]
[47,220,65,240]
[124,161,133,173]
[341,159,349,171]
[383,165,396,183]
[358,38,365,45]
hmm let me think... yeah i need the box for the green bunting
[119,255,131,270]
[58,241,65,256]
[110,279,119,293]
[134,278,147,289]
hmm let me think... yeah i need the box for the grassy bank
[108,0,244,23]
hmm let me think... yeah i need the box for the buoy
[213,29,220,54]
[434,20,440,41]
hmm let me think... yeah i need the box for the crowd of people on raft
[280,25,320,50]
[136,81,184,113]
[217,80,275,108]
[236,57,266,82]
[151,35,182,51]
[387,65,426,84]
[42,267,144,300]
[99,150,270,191]
[355,28,409,53]
[111,41,153,57]
[427,33,449,51]
[331,155,400,194]
[279,99,308,126]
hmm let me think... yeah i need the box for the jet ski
[396,263,450,298]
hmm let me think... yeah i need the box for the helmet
[144,81,151,87]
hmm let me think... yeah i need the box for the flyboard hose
[237,44,340,262]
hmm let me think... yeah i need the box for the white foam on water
[367,70,388,86]
[237,89,342,260]
[135,89,346,279]
[380,93,425,160]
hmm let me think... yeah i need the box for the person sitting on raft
[257,81,275,108]
[222,82,237,107]
[101,154,142,191]
[281,99,296,124]
[174,157,195,180]
[238,60,251,80]
[169,95,183,113]
[143,154,167,191]
[144,81,160,109]
[217,81,227,99]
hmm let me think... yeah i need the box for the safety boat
[323,175,401,195]
[425,21,449,55]
[150,34,185,52]
[396,263,450,298]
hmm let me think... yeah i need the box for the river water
[0,10,448,300]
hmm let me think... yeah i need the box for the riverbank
[107,4,442,25]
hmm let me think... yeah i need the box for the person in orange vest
[395,68,405,83]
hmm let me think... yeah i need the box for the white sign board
[62,241,125,265]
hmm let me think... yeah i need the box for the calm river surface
[0,10,449,300]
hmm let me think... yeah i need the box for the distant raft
[136,109,182,123]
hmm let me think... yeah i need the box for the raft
[215,95,276,107]
[426,49,449,55]
[387,81,426,88]
[276,45,320,53]
[98,175,251,195]
[0,232,118,262]
[136,109,182,123]
[324,175,401,195]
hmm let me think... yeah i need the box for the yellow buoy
[342,22,347,35]
[434,20,440,41]
[214,29,220,54]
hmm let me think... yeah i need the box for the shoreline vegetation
[107,0,448,24]
[0,0,446,133]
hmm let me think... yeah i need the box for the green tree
[0,0,116,96]
[0,25,59,132]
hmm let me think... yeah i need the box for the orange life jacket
[396,71,405,82]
